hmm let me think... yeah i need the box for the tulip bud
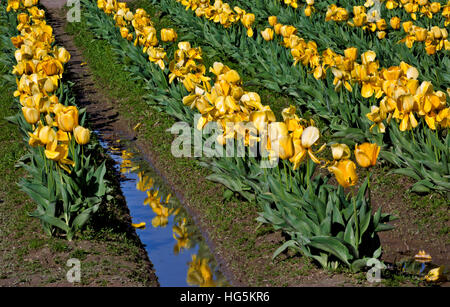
[73,125,90,145]
[377,31,386,39]
[304,6,312,17]
[22,106,40,124]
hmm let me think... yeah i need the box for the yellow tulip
[268,16,277,27]
[268,122,294,160]
[56,106,79,132]
[120,27,129,39]
[261,28,274,41]
[331,143,351,160]
[57,47,71,64]
[249,109,276,132]
[38,126,57,145]
[429,2,441,14]
[73,125,90,145]
[161,28,177,42]
[390,16,401,29]
[22,106,40,124]
[328,159,358,188]
[425,267,446,282]
[17,13,30,24]
[354,143,380,168]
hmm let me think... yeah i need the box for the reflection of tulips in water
[187,254,216,287]
[173,218,191,254]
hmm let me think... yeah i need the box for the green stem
[352,188,359,251]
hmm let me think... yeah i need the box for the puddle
[96,132,229,287]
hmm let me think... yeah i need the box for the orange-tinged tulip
[354,142,380,168]
[328,159,358,188]
[73,125,90,145]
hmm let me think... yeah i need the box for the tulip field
[0,0,449,287]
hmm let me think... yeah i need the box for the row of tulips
[2,0,110,240]
[266,17,450,132]
[277,0,449,24]
[86,0,396,270]
[173,0,450,133]
[325,3,449,54]
[178,0,449,193]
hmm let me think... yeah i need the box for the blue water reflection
[98,136,228,287]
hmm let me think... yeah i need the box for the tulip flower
[73,125,90,145]
[268,16,277,27]
[331,143,351,160]
[38,126,57,145]
[268,122,294,160]
[57,47,71,64]
[354,143,380,168]
[44,140,75,173]
[425,267,446,282]
[22,106,40,124]
[328,159,358,188]
[390,16,401,29]
[261,28,274,41]
[301,126,325,164]
[249,108,276,132]
[56,106,79,132]
[161,28,177,42]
